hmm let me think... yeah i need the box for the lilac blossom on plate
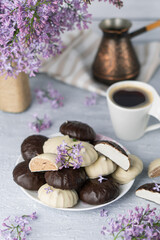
[56,140,84,169]
[98,175,108,183]
[35,84,64,109]
[44,186,53,194]
[101,204,160,239]
[29,114,52,133]
[0,212,37,240]
[153,183,160,192]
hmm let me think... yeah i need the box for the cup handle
[145,87,160,133]
[145,123,160,133]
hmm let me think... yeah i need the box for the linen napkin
[40,30,160,96]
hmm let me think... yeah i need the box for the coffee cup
[106,81,160,141]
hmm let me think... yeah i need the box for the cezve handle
[129,20,160,38]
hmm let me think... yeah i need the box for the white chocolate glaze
[112,154,143,184]
[43,135,73,154]
[38,184,78,208]
[68,141,98,167]
[85,155,117,179]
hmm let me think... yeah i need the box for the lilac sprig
[84,0,123,8]
[0,212,37,240]
[35,85,64,109]
[98,0,123,9]
[56,141,84,169]
[84,93,97,106]
[101,204,160,239]
[0,0,123,78]
[29,114,52,132]
[0,0,90,77]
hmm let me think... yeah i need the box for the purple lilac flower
[102,204,160,239]
[44,186,53,194]
[28,212,37,220]
[98,0,123,9]
[56,140,84,169]
[29,114,52,132]
[84,93,97,106]
[0,213,37,240]
[100,209,108,217]
[35,84,64,109]
[98,176,107,183]
[85,0,123,8]
[0,0,123,78]
[101,226,107,235]
[153,183,160,192]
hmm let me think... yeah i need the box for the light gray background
[90,0,160,42]
[1,1,160,240]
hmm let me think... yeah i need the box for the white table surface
[1,64,160,239]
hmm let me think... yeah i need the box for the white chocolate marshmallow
[38,184,78,208]
[68,141,98,167]
[112,154,143,184]
[43,135,73,154]
[85,155,117,179]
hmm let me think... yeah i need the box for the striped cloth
[40,30,160,96]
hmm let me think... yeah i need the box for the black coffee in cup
[110,85,153,108]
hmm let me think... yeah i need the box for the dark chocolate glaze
[21,135,48,162]
[137,183,160,193]
[59,121,96,142]
[13,161,46,190]
[79,177,119,205]
[45,167,87,190]
[95,140,128,157]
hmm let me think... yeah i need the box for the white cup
[106,81,160,141]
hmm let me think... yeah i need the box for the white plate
[16,133,134,211]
